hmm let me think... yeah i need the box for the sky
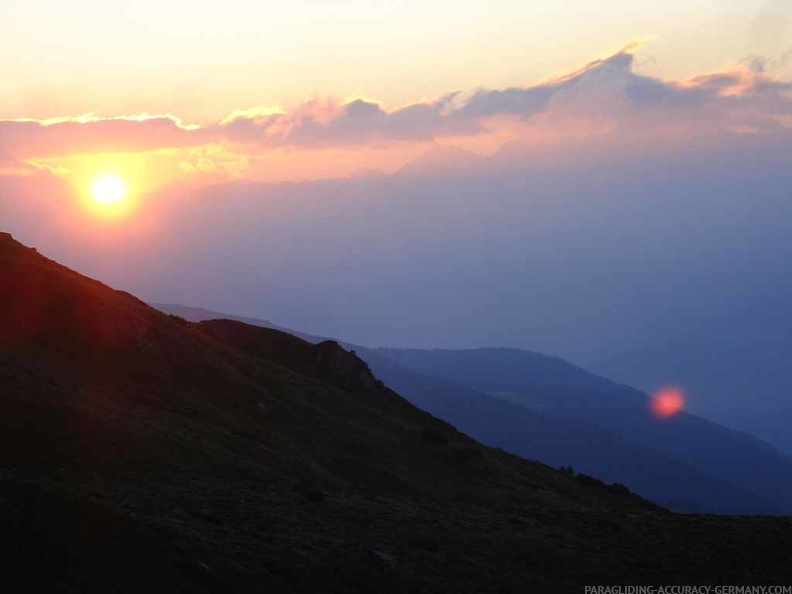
[1,3,790,110]
[1,0,791,352]
[0,2,790,189]
[2,2,789,123]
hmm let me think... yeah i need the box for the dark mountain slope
[0,231,735,592]
[1,231,633,504]
[6,232,783,589]
[0,477,229,593]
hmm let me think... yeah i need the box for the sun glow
[83,173,136,218]
[92,175,127,205]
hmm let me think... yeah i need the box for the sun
[91,175,127,206]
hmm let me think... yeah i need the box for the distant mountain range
[157,304,792,515]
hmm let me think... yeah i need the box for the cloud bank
[1,47,790,173]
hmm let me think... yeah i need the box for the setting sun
[91,175,127,206]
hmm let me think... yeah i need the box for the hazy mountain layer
[157,304,792,514]
[373,347,792,514]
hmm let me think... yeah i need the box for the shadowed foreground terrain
[2,231,792,592]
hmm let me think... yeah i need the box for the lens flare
[649,386,685,419]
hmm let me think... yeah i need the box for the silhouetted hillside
[1,230,739,592]
[7,235,781,590]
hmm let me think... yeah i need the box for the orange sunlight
[649,386,686,419]
[35,151,170,218]
[92,175,126,205]
[84,173,134,218]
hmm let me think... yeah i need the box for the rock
[314,341,379,390]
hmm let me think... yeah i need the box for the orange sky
[1,1,790,209]
[3,49,788,196]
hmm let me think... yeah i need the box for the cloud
[0,114,205,160]
[214,97,459,148]
[0,157,36,176]
[214,50,791,147]
[1,46,791,164]
[218,105,285,125]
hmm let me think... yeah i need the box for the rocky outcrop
[313,341,380,390]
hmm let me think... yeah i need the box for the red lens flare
[649,386,685,419]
